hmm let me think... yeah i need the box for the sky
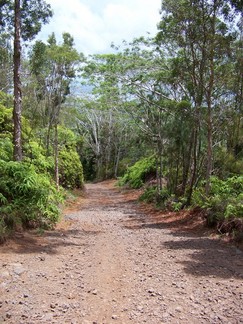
[37,0,162,55]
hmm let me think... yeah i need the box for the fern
[0,159,63,229]
[192,176,243,221]
[0,193,7,205]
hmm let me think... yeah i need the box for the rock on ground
[0,180,243,323]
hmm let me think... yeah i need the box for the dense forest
[0,0,242,241]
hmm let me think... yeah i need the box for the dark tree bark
[13,0,22,161]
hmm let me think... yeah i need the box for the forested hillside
[0,0,242,241]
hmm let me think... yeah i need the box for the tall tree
[80,50,154,180]
[29,33,81,186]
[0,0,52,40]
[156,0,238,199]
[1,0,53,161]
[13,0,22,160]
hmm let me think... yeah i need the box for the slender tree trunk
[13,0,22,161]
[205,102,213,195]
[186,126,199,205]
[54,123,59,190]
[159,140,163,191]
[181,134,193,195]
[205,4,216,196]
[114,146,121,178]
[155,145,159,193]
[158,108,163,191]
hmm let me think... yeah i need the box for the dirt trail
[0,180,243,324]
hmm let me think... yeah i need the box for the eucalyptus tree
[0,0,52,161]
[29,32,82,187]
[117,40,204,195]
[156,0,240,200]
[82,38,180,188]
[77,97,125,179]
[110,38,180,192]
[229,18,243,159]
[13,0,22,161]
[80,52,150,180]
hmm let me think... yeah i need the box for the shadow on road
[0,227,101,255]
[122,209,243,280]
[162,235,243,280]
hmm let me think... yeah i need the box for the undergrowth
[137,174,243,241]
[118,156,156,189]
[0,160,63,239]
[192,176,243,239]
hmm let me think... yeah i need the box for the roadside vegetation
[0,0,242,242]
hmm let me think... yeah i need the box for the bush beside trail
[0,160,63,241]
[192,176,243,241]
[119,156,243,242]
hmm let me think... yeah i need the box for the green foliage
[0,98,13,138]
[214,148,243,177]
[139,186,158,203]
[23,127,84,190]
[0,91,12,108]
[139,186,170,207]
[168,196,187,212]
[0,0,53,41]
[0,160,63,230]
[23,141,54,174]
[192,176,243,226]
[0,92,13,162]
[59,148,84,189]
[0,138,13,161]
[119,156,156,189]
[0,217,7,243]
[0,93,84,242]
[57,126,77,148]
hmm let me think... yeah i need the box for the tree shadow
[122,210,243,280]
[162,236,243,279]
[0,228,101,255]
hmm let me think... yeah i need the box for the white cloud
[37,0,161,55]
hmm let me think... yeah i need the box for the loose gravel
[0,181,243,323]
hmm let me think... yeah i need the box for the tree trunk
[186,126,199,205]
[181,133,193,195]
[54,123,59,190]
[13,0,22,161]
[205,102,213,195]
[114,146,121,178]
[159,140,163,191]
[205,4,216,196]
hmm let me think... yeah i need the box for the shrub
[0,99,13,136]
[23,141,54,174]
[139,186,171,208]
[0,217,6,243]
[119,156,156,189]
[139,186,157,203]
[0,160,63,231]
[214,147,243,177]
[59,148,84,189]
[23,138,84,190]
[0,138,13,161]
[192,176,243,228]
